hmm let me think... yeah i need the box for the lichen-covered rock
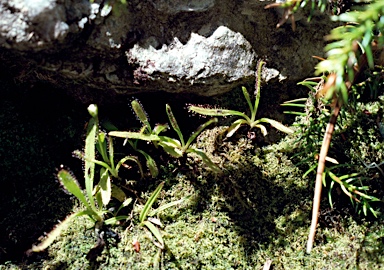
[0,0,336,102]
[127,26,256,96]
[0,0,92,51]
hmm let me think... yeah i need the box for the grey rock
[149,0,215,13]
[0,0,337,103]
[127,26,256,96]
[0,0,90,51]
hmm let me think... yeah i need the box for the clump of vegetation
[12,120,384,268]
[2,0,384,268]
[109,102,221,173]
[26,103,191,264]
[305,0,384,253]
[189,60,293,137]
[265,0,384,253]
[27,105,133,258]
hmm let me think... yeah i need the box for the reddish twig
[306,43,375,253]
[306,101,340,253]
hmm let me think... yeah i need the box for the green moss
[2,80,384,269]
[3,126,384,269]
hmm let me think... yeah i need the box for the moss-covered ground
[1,76,384,269]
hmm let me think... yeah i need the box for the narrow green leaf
[370,206,378,218]
[57,168,91,210]
[226,119,246,137]
[146,156,158,178]
[253,60,265,120]
[95,190,103,209]
[324,40,348,51]
[258,118,294,134]
[338,173,360,181]
[153,123,169,135]
[242,86,253,117]
[137,149,158,178]
[280,103,306,108]
[96,132,109,164]
[300,84,317,93]
[363,203,367,216]
[116,155,144,179]
[255,124,268,136]
[158,136,182,147]
[101,119,119,131]
[85,117,97,212]
[84,158,114,176]
[189,105,247,118]
[149,196,190,217]
[364,40,374,68]
[322,171,327,187]
[283,111,307,116]
[302,164,317,178]
[108,137,115,172]
[339,81,349,105]
[131,100,152,132]
[99,168,111,206]
[185,118,218,149]
[105,215,129,225]
[166,104,185,146]
[115,197,133,215]
[188,148,221,173]
[143,220,164,249]
[298,80,320,86]
[29,211,90,253]
[109,131,160,141]
[111,184,127,202]
[329,181,335,208]
[158,142,183,158]
[336,12,360,23]
[140,182,164,223]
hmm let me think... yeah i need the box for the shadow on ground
[0,80,87,263]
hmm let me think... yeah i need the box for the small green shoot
[109,103,221,173]
[28,104,132,255]
[326,168,381,217]
[139,182,189,249]
[189,61,293,137]
[81,104,133,212]
[160,104,219,167]
[112,99,169,177]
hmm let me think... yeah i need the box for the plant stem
[306,103,340,254]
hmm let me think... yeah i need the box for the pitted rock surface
[0,0,336,102]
